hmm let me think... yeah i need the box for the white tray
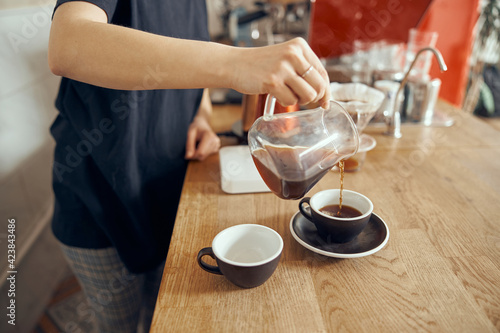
[219,146,270,194]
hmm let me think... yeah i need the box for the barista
[48,1,330,332]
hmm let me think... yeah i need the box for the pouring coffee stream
[248,95,359,200]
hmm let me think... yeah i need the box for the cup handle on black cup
[197,247,223,275]
[299,197,315,223]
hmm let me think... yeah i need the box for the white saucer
[289,209,389,258]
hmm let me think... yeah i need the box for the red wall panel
[309,0,481,108]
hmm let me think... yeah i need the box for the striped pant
[60,244,164,333]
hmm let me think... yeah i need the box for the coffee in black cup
[299,189,373,243]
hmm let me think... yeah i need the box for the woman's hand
[185,117,221,161]
[185,89,221,161]
[227,37,330,109]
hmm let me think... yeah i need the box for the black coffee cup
[197,224,283,288]
[299,189,373,243]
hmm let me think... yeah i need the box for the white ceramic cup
[197,224,283,288]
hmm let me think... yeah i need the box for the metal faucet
[384,47,448,138]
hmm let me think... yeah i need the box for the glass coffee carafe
[248,95,359,200]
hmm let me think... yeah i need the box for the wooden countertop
[151,100,500,332]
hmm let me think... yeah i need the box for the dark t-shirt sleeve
[54,0,119,23]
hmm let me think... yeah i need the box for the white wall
[0,0,55,11]
[0,3,70,333]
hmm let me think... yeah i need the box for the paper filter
[330,82,385,133]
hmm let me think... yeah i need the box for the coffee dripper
[330,82,385,134]
[248,95,359,200]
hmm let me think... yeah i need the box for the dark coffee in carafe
[252,145,338,200]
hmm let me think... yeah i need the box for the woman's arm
[48,1,330,108]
